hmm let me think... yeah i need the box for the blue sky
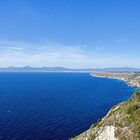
[0,0,140,68]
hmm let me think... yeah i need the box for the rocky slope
[71,92,140,140]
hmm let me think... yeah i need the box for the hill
[71,92,140,140]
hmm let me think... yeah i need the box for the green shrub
[133,92,140,101]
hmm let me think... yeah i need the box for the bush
[133,92,140,101]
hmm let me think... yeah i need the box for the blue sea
[0,73,133,140]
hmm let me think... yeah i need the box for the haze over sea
[0,72,133,140]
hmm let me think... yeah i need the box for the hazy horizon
[0,66,139,70]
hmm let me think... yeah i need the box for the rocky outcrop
[71,92,140,140]
[94,126,117,140]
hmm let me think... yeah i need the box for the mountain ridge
[0,66,140,72]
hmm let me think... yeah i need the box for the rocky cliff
[71,92,140,140]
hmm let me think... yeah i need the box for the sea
[0,72,133,140]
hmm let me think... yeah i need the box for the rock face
[71,92,140,140]
[94,126,117,140]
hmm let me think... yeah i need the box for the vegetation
[71,91,140,140]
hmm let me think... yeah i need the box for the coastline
[71,92,140,140]
[71,72,140,140]
[90,72,140,89]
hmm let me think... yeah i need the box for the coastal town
[91,72,140,88]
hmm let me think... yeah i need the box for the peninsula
[92,72,140,88]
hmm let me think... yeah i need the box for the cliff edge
[71,92,140,140]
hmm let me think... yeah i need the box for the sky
[0,0,140,68]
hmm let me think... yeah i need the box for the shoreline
[71,72,140,140]
[71,92,140,140]
[90,73,140,89]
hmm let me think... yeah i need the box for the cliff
[71,92,140,140]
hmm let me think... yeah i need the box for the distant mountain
[0,66,139,72]
[0,66,71,72]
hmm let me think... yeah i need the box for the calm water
[0,73,133,140]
